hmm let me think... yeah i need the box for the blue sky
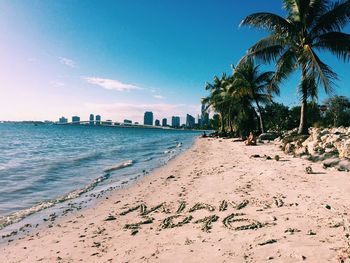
[0,0,349,122]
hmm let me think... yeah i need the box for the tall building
[58,117,68,124]
[197,114,201,126]
[162,118,167,127]
[144,111,153,125]
[201,103,209,127]
[155,119,160,126]
[89,114,94,125]
[95,115,101,125]
[171,116,180,128]
[124,119,132,124]
[72,116,80,124]
[186,114,195,128]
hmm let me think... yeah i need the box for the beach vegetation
[240,0,350,134]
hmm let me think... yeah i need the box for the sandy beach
[1,138,350,262]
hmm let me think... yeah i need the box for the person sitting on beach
[245,132,256,146]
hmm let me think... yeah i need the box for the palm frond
[248,42,286,64]
[314,32,350,62]
[303,45,338,94]
[311,0,350,36]
[240,12,292,34]
[273,48,297,86]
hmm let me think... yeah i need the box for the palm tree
[230,59,278,133]
[202,73,231,132]
[240,0,350,134]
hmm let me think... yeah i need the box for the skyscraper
[162,118,167,127]
[95,115,101,125]
[89,114,94,125]
[144,111,153,125]
[201,103,209,127]
[155,119,160,126]
[186,114,195,128]
[171,116,180,128]
[72,116,80,124]
[58,117,68,124]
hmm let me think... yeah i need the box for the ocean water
[0,123,201,229]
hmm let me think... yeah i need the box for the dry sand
[1,138,350,262]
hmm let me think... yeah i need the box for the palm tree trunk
[220,112,225,132]
[298,68,308,135]
[255,100,264,134]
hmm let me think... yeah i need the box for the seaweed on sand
[258,239,277,246]
[234,221,264,231]
[161,215,193,229]
[189,203,215,213]
[120,204,141,216]
[176,201,186,214]
[194,215,219,232]
[236,200,249,210]
[219,200,228,211]
[141,203,164,216]
[124,217,154,235]
[120,203,164,216]
[222,213,247,229]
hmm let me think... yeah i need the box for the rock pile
[279,127,350,171]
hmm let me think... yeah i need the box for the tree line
[203,0,350,136]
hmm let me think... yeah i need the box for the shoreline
[1,138,350,262]
[0,135,198,242]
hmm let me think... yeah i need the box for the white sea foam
[103,160,134,173]
[0,173,110,230]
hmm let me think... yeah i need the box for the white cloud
[84,102,200,123]
[83,77,142,92]
[59,57,76,68]
[154,95,165,100]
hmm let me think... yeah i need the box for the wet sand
[1,138,350,262]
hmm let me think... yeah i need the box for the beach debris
[330,222,343,228]
[140,204,147,215]
[219,200,228,211]
[305,166,313,174]
[258,239,277,246]
[185,238,194,245]
[274,155,280,161]
[235,221,263,231]
[194,215,219,232]
[141,203,164,216]
[284,228,301,234]
[1,231,18,239]
[189,203,215,213]
[325,204,331,210]
[124,217,153,235]
[264,155,272,160]
[131,229,138,235]
[236,200,249,210]
[274,198,284,208]
[222,213,247,229]
[250,154,261,158]
[166,175,176,180]
[176,201,186,214]
[104,215,117,221]
[120,204,141,216]
[307,230,316,235]
[162,215,193,229]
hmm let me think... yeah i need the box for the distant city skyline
[58,111,199,128]
[1,1,349,122]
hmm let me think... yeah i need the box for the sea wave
[0,172,110,230]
